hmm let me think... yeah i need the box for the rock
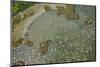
[39,40,50,55]
[55,4,79,20]
[12,38,24,48]
[15,60,25,65]
[44,5,52,12]
[56,5,64,15]
[85,17,92,25]
[24,39,33,46]
[64,4,79,20]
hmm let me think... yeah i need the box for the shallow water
[12,5,96,65]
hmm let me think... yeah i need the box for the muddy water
[12,5,96,65]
